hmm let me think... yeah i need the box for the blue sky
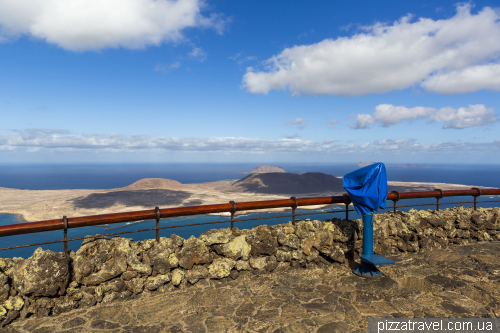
[1,0,499,164]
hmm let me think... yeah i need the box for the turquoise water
[0,208,346,258]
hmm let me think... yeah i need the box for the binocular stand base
[353,262,384,279]
[353,254,395,278]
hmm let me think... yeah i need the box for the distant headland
[358,162,431,168]
[0,165,476,222]
[237,165,287,174]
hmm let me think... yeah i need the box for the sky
[1,0,500,164]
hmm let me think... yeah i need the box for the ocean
[0,162,499,258]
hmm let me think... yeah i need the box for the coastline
[1,204,343,223]
[0,179,486,223]
[15,214,27,223]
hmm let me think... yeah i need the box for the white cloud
[188,47,207,61]
[0,0,226,51]
[328,119,339,129]
[421,64,500,94]
[351,114,376,129]
[228,52,257,65]
[154,61,181,73]
[374,138,500,154]
[228,53,241,60]
[243,4,500,96]
[339,23,353,32]
[375,139,423,150]
[13,128,71,135]
[1,129,499,156]
[238,56,257,64]
[297,29,314,39]
[0,130,321,153]
[372,105,435,127]
[285,118,306,130]
[429,105,498,129]
[352,104,498,129]
[285,133,301,139]
[170,61,181,69]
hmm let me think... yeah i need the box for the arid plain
[0,174,478,222]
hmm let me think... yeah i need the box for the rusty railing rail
[0,188,499,253]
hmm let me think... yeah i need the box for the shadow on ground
[72,189,193,209]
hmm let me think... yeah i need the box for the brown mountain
[121,178,184,190]
[357,162,376,168]
[226,172,344,195]
[237,165,287,174]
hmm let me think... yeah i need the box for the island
[0,170,479,222]
[358,162,431,168]
[237,165,287,174]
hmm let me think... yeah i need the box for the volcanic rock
[199,229,232,246]
[13,248,69,297]
[185,265,208,284]
[208,258,235,279]
[247,225,278,256]
[177,236,211,270]
[220,235,251,260]
[226,172,344,195]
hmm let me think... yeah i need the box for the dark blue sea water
[0,163,499,258]
[1,163,499,190]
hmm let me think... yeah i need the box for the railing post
[471,187,481,210]
[390,191,400,214]
[155,207,160,242]
[434,189,443,211]
[229,201,236,229]
[62,216,68,254]
[290,197,298,224]
[343,193,351,220]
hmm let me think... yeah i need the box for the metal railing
[0,188,499,253]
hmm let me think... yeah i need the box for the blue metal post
[362,212,374,256]
[353,212,394,278]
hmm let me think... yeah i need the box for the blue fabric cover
[342,162,388,215]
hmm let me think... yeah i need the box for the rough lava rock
[177,236,211,270]
[72,236,127,285]
[247,225,278,256]
[146,236,181,274]
[221,235,251,260]
[200,229,232,246]
[0,271,9,303]
[208,258,235,279]
[1,206,499,328]
[13,247,69,297]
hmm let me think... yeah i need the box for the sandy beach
[0,178,480,222]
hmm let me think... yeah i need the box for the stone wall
[0,206,499,327]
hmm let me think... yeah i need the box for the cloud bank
[0,0,225,51]
[243,4,500,96]
[352,104,498,129]
[1,129,499,156]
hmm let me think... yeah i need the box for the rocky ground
[3,241,499,333]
